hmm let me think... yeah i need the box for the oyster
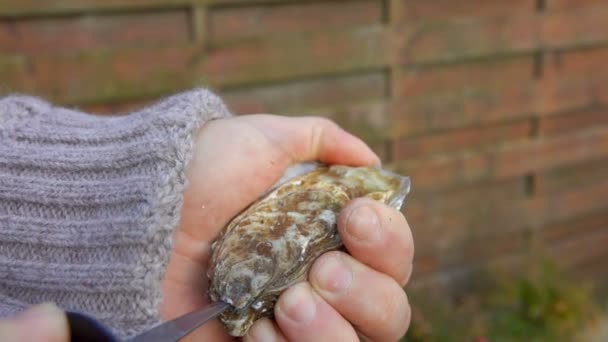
[207,163,411,336]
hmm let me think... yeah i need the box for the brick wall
[1,1,607,294]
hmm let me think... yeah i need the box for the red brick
[396,57,534,98]
[535,159,608,194]
[395,151,492,190]
[0,0,203,16]
[460,233,527,264]
[546,228,608,269]
[518,181,608,234]
[209,0,382,44]
[391,57,536,137]
[395,0,535,23]
[219,72,389,144]
[391,83,538,137]
[540,210,608,243]
[396,3,608,64]
[202,25,388,87]
[494,128,608,179]
[0,55,26,87]
[393,120,532,160]
[410,254,526,294]
[2,45,197,104]
[536,159,608,195]
[418,180,608,243]
[309,101,389,144]
[413,234,527,278]
[545,46,608,76]
[410,179,608,277]
[251,101,389,145]
[546,0,607,10]
[407,179,528,222]
[392,126,608,190]
[541,47,608,113]
[395,14,539,65]
[0,0,311,16]
[414,232,528,278]
[547,180,608,221]
[412,228,521,277]
[568,253,608,291]
[221,72,385,114]
[2,25,388,104]
[542,5,608,49]
[0,11,189,55]
[539,107,608,136]
[405,179,528,248]
[541,74,608,114]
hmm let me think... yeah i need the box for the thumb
[0,303,69,342]
[239,115,381,167]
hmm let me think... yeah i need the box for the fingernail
[316,255,352,294]
[278,284,316,324]
[346,205,381,243]
[247,318,278,342]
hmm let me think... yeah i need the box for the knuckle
[313,116,337,128]
[304,117,338,137]
[310,251,347,285]
[308,119,330,155]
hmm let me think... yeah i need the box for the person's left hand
[160,114,414,341]
[0,303,69,342]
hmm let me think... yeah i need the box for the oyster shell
[207,163,411,336]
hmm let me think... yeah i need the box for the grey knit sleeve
[0,88,232,338]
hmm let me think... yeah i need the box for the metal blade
[126,301,230,342]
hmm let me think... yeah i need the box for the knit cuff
[0,88,232,337]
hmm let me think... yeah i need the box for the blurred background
[1,0,607,340]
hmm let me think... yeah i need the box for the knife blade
[67,301,230,342]
[126,301,230,342]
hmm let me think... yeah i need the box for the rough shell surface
[207,163,410,336]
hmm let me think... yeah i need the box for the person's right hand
[0,303,69,342]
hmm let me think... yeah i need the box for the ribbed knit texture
[0,88,232,338]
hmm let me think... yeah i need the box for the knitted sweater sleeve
[0,88,232,338]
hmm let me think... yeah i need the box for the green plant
[402,259,600,342]
[403,292,485,342]
[485,259,598,341]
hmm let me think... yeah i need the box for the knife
[66,301,230,342]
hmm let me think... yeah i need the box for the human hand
[160,114,413,341]
[0,303,69,342]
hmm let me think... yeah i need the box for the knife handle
[66,311,121,342]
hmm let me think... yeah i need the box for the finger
[274,282,359,342]
[241,115,381,167]
[0,303,69,342]
[338,197,414,286]
[309,252,411,341]
[243,318,288,342]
